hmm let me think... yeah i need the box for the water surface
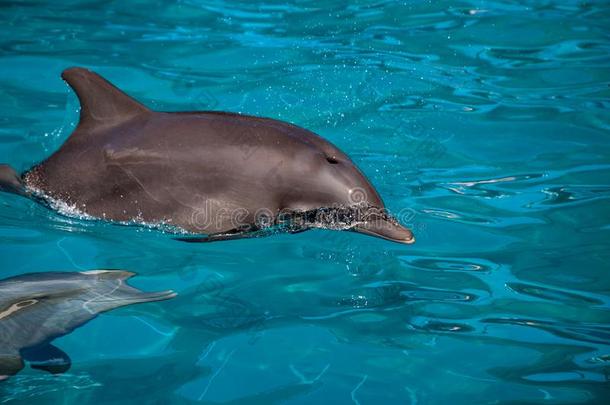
[1,0,609,403]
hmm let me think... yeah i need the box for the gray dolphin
[0,67,414,243]
[0,270,175,380]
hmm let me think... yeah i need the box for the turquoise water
[1,0,610,403]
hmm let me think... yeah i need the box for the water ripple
[1,0,610,402]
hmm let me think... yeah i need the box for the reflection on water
[1,0,609,403]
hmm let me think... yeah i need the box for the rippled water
[1,0,610,403]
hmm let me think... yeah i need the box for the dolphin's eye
[326,156,339,164]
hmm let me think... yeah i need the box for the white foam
[27,186,190,235]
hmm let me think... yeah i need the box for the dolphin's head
[279,136,415,244]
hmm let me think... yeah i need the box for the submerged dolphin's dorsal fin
[61,67,150,130]
[0,164,27,196]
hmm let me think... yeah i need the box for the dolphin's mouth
[352,219,415,244]
[177,205,415,244]
[281,205,415,244]
[84,289,177,304]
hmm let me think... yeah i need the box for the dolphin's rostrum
[0,67,414,243]
[0,270,175,380]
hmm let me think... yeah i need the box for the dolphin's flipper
[0,354,24,381]
[174,225,267,243]
[61,67,149,132]
[21,344,71,375]
[175,232,256,243]
[175,222,313,243]
[0,164,27,197]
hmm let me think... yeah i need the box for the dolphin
[0,67,414,243]
[0,270,175,380]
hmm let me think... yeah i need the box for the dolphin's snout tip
[402,234,416,244]
[396,229,415,245]
[353,216,415,245]
[393,227,415,244]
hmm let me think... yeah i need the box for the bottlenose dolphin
[0,271,175,380]
[0,67,414,243]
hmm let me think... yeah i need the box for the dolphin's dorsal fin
[61,67,150,130]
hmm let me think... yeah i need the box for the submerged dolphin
[0,67,414,243]
[0,271,175,380]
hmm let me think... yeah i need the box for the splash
[25,185,189,235]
